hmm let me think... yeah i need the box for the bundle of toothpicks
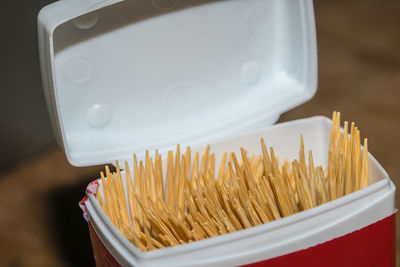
[95,112,369,251]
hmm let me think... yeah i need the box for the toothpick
[94,111,371,252]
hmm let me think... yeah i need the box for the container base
[87,213,396,267]
[244,212,396,267]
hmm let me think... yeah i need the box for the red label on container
[244,214,396,267]
[87,214,395,267]
[89,223,121,267]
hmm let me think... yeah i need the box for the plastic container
[85,116,396,266]
[37,0,396,266]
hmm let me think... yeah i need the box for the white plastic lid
[38,0,317,166]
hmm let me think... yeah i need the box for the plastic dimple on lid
[38,0,317,166]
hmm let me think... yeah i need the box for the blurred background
[0,0,399,266]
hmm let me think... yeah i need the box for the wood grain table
[0,1,399,266]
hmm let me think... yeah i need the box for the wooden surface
[1,1,399,266]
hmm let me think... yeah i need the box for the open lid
[38,0,317,166]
